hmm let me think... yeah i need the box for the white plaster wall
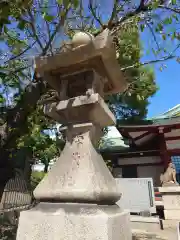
[137,165,164,186]
[116,156,163,186]
[113,165,163,186]
[118,156,161,165]
[166,139,180,149]
[165,129,180,137]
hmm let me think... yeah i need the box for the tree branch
[110,5,149,35]
[88,0,104,28]
[120,55,176,71]
[27,10,44,51]
[158,5,180,14]
[108,0,120,28]
[121,42,180,71]
[4,41,36,64]
[42,5,71,56]
[146,22,161,52]
[0,3,72,153]
[172,43,180,55]
[93,0,148,36]
[45,20,53,55]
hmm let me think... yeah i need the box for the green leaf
[176,57,180,63]
[0,95,5,104]
[163,17,172,25]
[172,0,176,5]
[172,14,178,21]
[57,0,63,5]
[156,23,163,32]
[152,48,158,56]
[140,24,144,32]
[151,1,159,9]
[17,20,26,30]
[171,32,176,40]
[73,0,79,8]
[0,72,7,79]
[162,34,166,40]
[42,13,54,22]
[3,25,8,34]
[137,95,142,101]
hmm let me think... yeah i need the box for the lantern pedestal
[17,203,131,240]
[16,30,131,240]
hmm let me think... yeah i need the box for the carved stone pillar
[17,124,131,240]
[16,30,131,240]
[34,123,120,204]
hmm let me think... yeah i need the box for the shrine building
[100,104,180,187]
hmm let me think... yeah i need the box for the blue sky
[99,0,180,119]
[147,59,180,118]
[1,0,179,120]
[139,7,180,119]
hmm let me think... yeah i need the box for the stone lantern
[16,30,132,240]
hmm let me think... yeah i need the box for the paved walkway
[157,227,177,239]
[158,220,178,239]
[132,219,178,239]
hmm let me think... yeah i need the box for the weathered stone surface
[159,186,180,193]
[58,70,105,99]
[130,216,160,232]
[162,194,180,210]
[17,203,132,240]
[160,162,178,187]
[35,29,126,95]
[164,209,180,220]
[17,30,130,240]
[34,123,120,204]
[72,32,94,48]
[159,186,180,219]
[44,93,116,127]
[132,230,167,240]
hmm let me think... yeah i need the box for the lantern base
[16,202,132,240]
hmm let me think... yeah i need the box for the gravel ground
[132,220,178,239]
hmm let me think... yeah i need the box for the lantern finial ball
[72,32,94,48]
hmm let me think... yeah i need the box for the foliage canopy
[0,0,179,171]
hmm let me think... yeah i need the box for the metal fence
[0,176,33,213]
[0,175,34,238]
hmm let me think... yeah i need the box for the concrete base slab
[163,219,179,228]
[132,229,167,240]
[164,209,180,220]
[159,187,180,193]
[130,216,160,232]
[16,202,132,240]
[162,194,180,210]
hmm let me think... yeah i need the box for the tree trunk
[44,164,49,173]
[0,74,48,171]
[0,79,47,151]
[0,74,48,202]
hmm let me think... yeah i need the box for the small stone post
[159,187,180,220]
[16,30,132,240]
